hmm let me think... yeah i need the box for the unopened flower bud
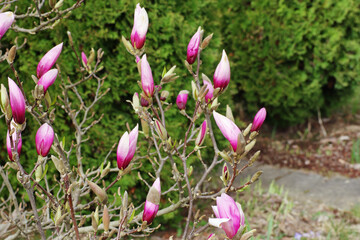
[143,178,161,224]
[187,29,201,64]
[1,84,12,120]
[6,123,22,161]
[176,90,189,110]
[220,164,230,185]
[160,90,169,101]
[36,123,54,157]
[37,69,58,94]
[154,119,167,141]
[81,51,88,66]
[117,125,139,170]
[141,119,149,138]
[0,12,14,40]
[251,107,266,132]
[140,96,149,107]
[202,74,214,103]
[141,54,154,97]
[195,120,207,146]
[8,77,26,124]
[213,50,230,93]
[37,43,63,78]
[131,3,149,49]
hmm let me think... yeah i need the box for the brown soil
[257,114,360,178]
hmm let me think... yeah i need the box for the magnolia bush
[0,2,267,240]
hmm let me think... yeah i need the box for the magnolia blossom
[176,90,189,110]
[187,30,201,64]
[143,178,161,224]
[131,3,149,49]
[37,69,58,93]
[213,111,241,152]
[251,107,266,132]
[140,54,154,97]
[37,42,63,78]
[0,12,14,40]
[36,123,54,157]
[209,193,245,239]
[140,97,149,107]
[213,50,230,92]
[8,77,25,124]
[116,125,139,170]
[203,78,214,103]
[81,52,88,66]
[195,120,207,146]
[6,122,22,161]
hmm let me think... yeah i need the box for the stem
[154,89,165,127]
[64,174,80,240]
[24,184,46,240]
[105,173,121,191]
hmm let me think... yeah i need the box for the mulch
[256,116,360,178]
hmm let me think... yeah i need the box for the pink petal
[213,111,241,151]
[116,132,130,169]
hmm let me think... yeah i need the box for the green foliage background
[0,0,359,229]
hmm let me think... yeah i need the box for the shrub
[220,0,360,125]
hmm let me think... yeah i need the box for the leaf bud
[87,180,108,204]
[7,45,16,64]
[250,171,263,183]
[248,150,260,166]
[103,205,110,233]
[201,33,213,49]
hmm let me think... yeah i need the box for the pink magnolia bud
[131,3,148,49]
[251,107,266,132]
[116,125,139,170]
[37,69,58,93]
[6,122,22,161]
[195,120,207,146]
[37,42,63,78]
[81,52,88,66]
[213,111,241,152]
[203,78,214,103]
[176,90,189,110]
[140,97,149,107]
[209,193,245,239]
[186,30,201,64]
[143,178,161,224]
[0,12,14,40]
[8,77,25,124]
[140,54,154,97]
[135,55,140,63]
[36,123,54,157]
[213,50,230,92]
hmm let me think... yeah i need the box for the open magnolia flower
[209,193,245,239]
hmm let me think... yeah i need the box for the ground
[151,110,360,239]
